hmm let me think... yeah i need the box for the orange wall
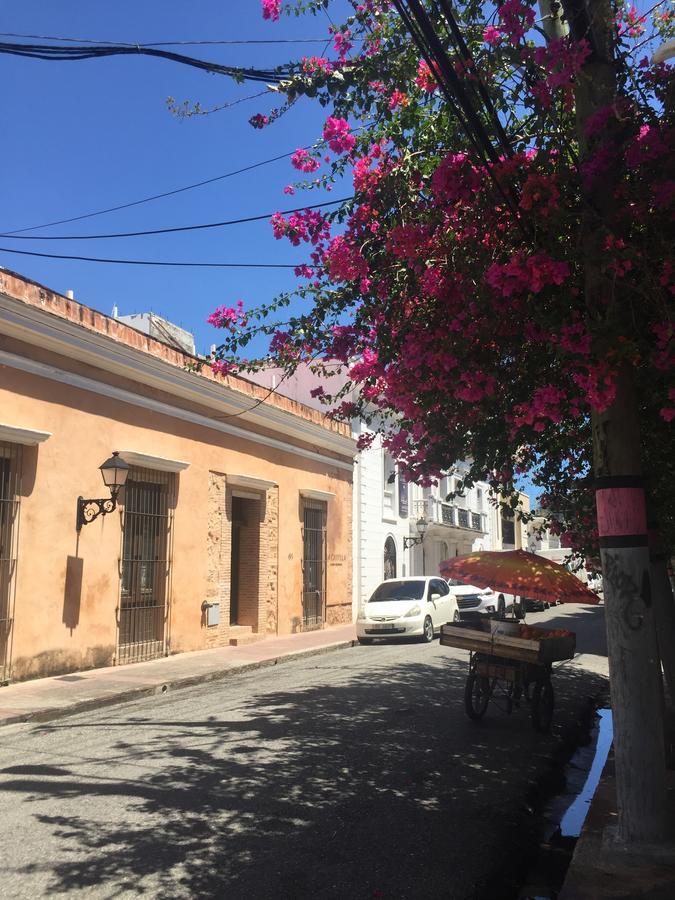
[1,362,353,680]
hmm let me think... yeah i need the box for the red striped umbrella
[439,549,600,605]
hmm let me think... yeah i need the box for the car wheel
[422,615,435,643]
[465,672,491,720]
[453,609,461,623]
[357,637,374,645]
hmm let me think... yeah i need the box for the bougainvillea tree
[208,1,674,843]
[212,1,673,555]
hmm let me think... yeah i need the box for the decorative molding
[231,489,264,500]
[0,292,356,459]
[0,422,52,445]
[118,451,190,473]
[227,474,277,491]
[300,488,335,502]
[0,349,354,472]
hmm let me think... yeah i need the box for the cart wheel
[465,672,490,720]
[531,678,554,733]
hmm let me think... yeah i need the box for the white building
[351,427,495,612]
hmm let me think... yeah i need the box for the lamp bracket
[76,494,119,531]
[403,535,423,550]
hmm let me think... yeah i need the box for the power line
[0,41,290,83]
[0,197,352,242]
[0,31,348,46]
[0,246,319,269]
[3,148,308,235]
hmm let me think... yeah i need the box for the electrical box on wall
[203,602,220,627]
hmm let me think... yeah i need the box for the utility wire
[432,0,513,157]
[0,197,352,242]
[0,31,351,46]
[0,246,319,269]
[392,0,528,231]
[0,41,290,83]
[3,148,309,235]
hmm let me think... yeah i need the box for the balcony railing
[413,498,485,533]
[441,503,454,525]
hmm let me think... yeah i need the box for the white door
[428,579,448,627]
[437,578,455,624]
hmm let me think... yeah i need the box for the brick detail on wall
[204,476,278,647]
[264,487,279,634]
[326,490,353,625]
[205,471,229,649]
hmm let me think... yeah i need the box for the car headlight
[405,605,422,618]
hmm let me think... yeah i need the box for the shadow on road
[1,651,608,899]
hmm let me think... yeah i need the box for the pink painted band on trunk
[595,487,647,537]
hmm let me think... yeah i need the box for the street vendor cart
[437,549,598,732]
[440,618,576,732]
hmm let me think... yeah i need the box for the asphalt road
[0,605,608,900]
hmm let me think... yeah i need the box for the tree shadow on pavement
[0,651,608,900]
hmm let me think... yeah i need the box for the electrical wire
[0,246,319,269]
[0,31,352,46]
[392,0,528,231]
[0,197,352,242]
[3,148,310,235]
[0,41,291,83]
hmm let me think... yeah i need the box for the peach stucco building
[0,270,355,682]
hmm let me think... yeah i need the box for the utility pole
[563,0,668,843]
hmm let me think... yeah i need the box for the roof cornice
[0,290,355,461]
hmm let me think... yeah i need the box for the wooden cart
[440,620,576,732]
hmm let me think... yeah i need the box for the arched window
[384,536,397,580]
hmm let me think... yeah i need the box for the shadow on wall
[19,444,39,497]
[0,652,608,899]
[62,555,83,633]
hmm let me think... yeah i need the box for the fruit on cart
[518,625,574,640]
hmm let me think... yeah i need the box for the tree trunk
[592,373,668,843]
[563,0,669,843]
[649,526,675,766]
[650,526,675,710]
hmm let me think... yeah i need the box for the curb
[0,639,358,728]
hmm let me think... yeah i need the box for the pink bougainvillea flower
[323,117,356,154]
[334,29,354,59]
[261,0,280,22]
[249,113,269,129]
[483,25,502,46]
[498,0,535,43]
[211,359,236,377]
[388,89,409,109]
[415,60,438,92]
[291,148,320,173]
[207,300,247,331]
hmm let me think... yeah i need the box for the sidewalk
[0,624,357,727]
[559,755,675,899]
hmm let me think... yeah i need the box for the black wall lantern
[76,451,130,531]
[403,516,428,549]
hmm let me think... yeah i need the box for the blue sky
[1,1,349,354]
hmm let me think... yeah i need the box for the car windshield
[369,581,426,602]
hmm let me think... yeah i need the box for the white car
[356,576,458,644]
[447,580,514,618]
